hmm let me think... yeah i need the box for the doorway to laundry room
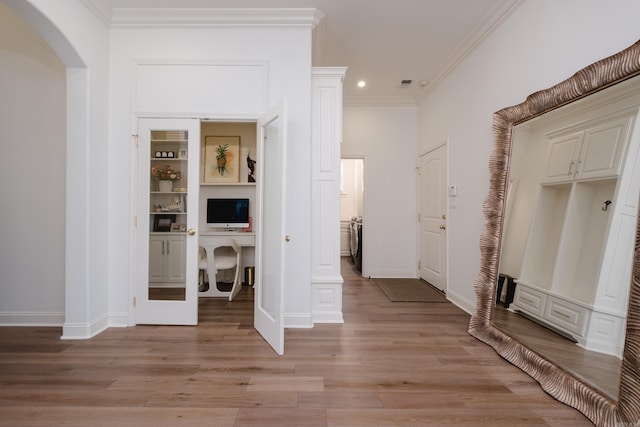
[340,157,364,277]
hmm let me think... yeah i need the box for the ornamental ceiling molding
[110,7,323,28]
[80,0,323,28]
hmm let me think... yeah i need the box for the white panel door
[135,118,200,325]
[419,144,447,292]
[254,101,287,355]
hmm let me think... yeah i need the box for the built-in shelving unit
[148,131,189,290]
[511,109,639,357]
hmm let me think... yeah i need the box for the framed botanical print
[203,136,240,183]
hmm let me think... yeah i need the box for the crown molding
[415,0,524,103]
[79,0,112,25]
[110,7,323,28]
[343,96,416,107]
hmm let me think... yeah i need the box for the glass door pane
[149,130,189,301]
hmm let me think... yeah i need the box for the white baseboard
[445,288,476,315]
[284,312,313,328]
[0,311,64,326]
[109,312,130,328]
[311,277,343,325]
[61,314,109,340]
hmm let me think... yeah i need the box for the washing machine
[350,216,363,271]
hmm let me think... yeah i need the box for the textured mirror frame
[468,40,640,427]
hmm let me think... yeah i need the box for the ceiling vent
[398,79,412,88]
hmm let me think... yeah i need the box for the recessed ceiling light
[357,80,366,88]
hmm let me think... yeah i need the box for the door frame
[129,114,260,325]
[417,140,448,293]
[340,155,366,276]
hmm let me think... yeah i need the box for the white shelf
[150,212,186,215]
[150,191,187,194]
[200,182,256,187]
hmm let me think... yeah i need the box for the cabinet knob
[439,224,446,230]
[187,228,196,236]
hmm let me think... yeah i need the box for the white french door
[135,118,200,325]
[254,101,287,355]
[419,144,447,293]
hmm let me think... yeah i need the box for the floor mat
[373,278,447,302]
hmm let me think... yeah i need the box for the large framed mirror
[469,40,640,427]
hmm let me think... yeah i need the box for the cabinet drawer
[544,296,589,336]
[199,233,255,247]
[513,285,546,317]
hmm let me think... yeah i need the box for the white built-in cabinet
[512,109,639,357]
[543,115,630,183]
[148,234,187,283]
[148,131,189,288]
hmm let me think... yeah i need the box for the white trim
[446,288,476,316]
[344,96,416,107]
[79,0,112,25]
[109,312,130,328]
[0,312,65,326]
[111,8,323,28]
[284,313,314,328]
[61,314,109,340]
[416,0,524,102]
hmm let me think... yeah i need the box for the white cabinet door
[543,133,582,183]
[148,235,165,282]
[544,114,632,183]
[575,116,632,180]
[165,234,187,282]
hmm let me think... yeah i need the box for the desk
[199,232,256,247]
[198,232,255,299]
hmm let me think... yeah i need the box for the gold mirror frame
[468,40,640,427]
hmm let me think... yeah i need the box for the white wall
[417,0,640,312]
[0,2,66,324]
[3,0,113,337]
[343,105,418,278]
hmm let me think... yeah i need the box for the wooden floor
[493,305,621,401]
[0,261,592,426]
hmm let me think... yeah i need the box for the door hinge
[133,297,137,307]
[133,134,139,147]
[134,215,138,227]
[418,260,421,269]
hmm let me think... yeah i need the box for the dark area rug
[373,278,447,302]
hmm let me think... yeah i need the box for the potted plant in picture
[151,164,181,192]
[216,143,229,176]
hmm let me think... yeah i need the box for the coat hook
[602,200,612,211]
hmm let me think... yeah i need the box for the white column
[311,67,347,323]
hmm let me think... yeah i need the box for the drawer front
[199,234,255,247]
[545,296,589,336]
[513,285,547,317]
[230,234,255,246]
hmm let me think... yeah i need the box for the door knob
[441,214,447,220]
[187,228,196,236]
[285,235,291,242]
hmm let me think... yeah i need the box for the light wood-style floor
[493,305,621,401]
[0,260,592,426]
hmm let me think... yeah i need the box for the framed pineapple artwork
[203,136,240,183]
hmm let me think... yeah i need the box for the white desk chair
[198,238,242,301]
